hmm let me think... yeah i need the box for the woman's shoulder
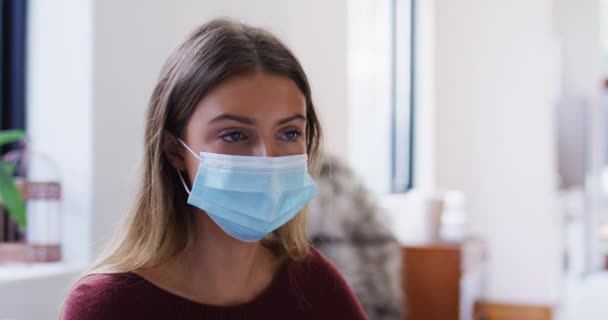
[300,245,342,272]
[287,246,368,319]
[296,245,352,285]
[62,273,144,320]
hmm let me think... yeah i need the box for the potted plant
[0,130,62,263]
[0,130,26,231]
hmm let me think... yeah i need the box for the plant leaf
[0,130,25,146]
[0,166,26,230]
[0,161,17,176]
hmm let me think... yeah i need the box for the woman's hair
[87,18,322,275]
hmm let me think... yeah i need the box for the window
[1,0,27,131]
[347,0,414,194]
[390,0,415,192]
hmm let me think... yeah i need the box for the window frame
[389,0,415,193]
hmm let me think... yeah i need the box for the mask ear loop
[177,169,192,195]
[175,138,203,195]
[177,138,199,159]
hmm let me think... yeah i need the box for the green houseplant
[0,130,63,263]
[0,129,26,230]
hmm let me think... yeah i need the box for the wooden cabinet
[402,242,485,320]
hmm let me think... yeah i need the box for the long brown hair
[87,18,322,275]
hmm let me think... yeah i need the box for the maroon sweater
[63,246,368,319]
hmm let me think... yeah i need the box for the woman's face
[181,70,308,172]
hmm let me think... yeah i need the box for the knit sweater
[62,246,368,319]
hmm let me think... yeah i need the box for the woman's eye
[282,130,302,141]
[221,132,247,143]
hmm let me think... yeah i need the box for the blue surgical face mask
[176,139,317,242]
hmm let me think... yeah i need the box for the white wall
[0,271,76,319]
[27,0,94,266]
[412,0,436,192]
[433,0,563,305]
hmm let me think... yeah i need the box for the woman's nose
[253,139,278,157]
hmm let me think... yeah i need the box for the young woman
[62,19,368,319]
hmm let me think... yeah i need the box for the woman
[62,19,367,319]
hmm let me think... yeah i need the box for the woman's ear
[162,130,187,171]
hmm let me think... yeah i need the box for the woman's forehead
[190,71,307,124]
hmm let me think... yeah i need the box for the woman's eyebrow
[208,113,306,125]
[209,114,256,125]
[277,114,306,125]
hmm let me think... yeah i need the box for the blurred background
[1,0,607,319]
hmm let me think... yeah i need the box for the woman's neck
[139,210,283,306]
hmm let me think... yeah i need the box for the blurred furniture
[473,302,552,320]
[402,241,485,320]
